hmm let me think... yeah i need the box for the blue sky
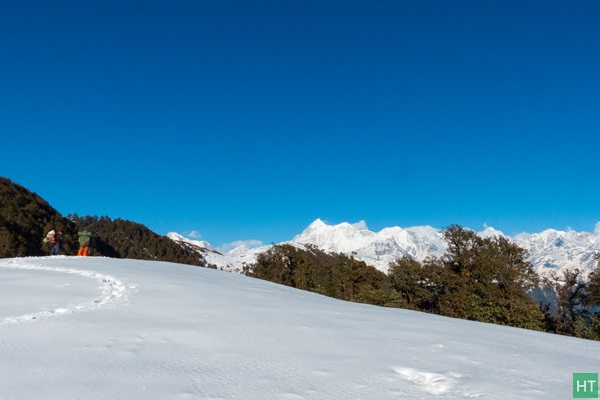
[1,1,599,248]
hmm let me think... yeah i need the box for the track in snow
[0,258,131,325]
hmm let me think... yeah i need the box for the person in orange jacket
[45,229,63,255]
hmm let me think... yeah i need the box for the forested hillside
[0,177,204,267]
[248,226,600,340]
[0,177,77,257]
[250,243,402,307]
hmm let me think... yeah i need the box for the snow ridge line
[0,259,130,325]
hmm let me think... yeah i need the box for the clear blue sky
[1,1,599,248]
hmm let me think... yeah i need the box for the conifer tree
[388,225,545,330]
[250,244,396,306]
[545,268,591,336]
[587,254,600,307]
[388,256,435,311]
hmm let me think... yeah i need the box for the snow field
[0,256,599,399]
[0,258,129,325]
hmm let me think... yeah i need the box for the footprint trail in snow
[0,258,131,325]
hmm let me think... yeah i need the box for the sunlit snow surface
[1,257,598,399]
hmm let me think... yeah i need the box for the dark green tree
[439,226,543,328]
[388,256,435,311]
[545,268,591,336]
[587,253,600,307]
[566,254,600,340]
[250,244,397,307]
[388,225,545,330]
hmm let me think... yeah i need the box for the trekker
[77,231,92,256]
[49,230,63,255]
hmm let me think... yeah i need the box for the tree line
[248,225,600,340]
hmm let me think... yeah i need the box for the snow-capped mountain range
[168,219,600,280]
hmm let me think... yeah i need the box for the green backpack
[78,231,92,246]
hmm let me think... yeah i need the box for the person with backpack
[77,231,92,256]
[48,229,63,256]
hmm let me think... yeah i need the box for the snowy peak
[292,220,446,271]
[290,221,600,278]
[171,220,600,281]
[479,226,506,239]
[166,232,213,251]
[306,218,327,230]
[293,219,375,254]
[167,232,249,273]
[513,228,600,279]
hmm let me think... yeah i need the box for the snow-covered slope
[167,232,270,273]
[170,220,600,280]
[167,232,248,273]
[1,256,598,399]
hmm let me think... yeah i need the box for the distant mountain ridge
[171,219,600,279]
[5,175,596,280]
[291,218,447,268]
[291,219,600,279]
[514,227,600,279]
